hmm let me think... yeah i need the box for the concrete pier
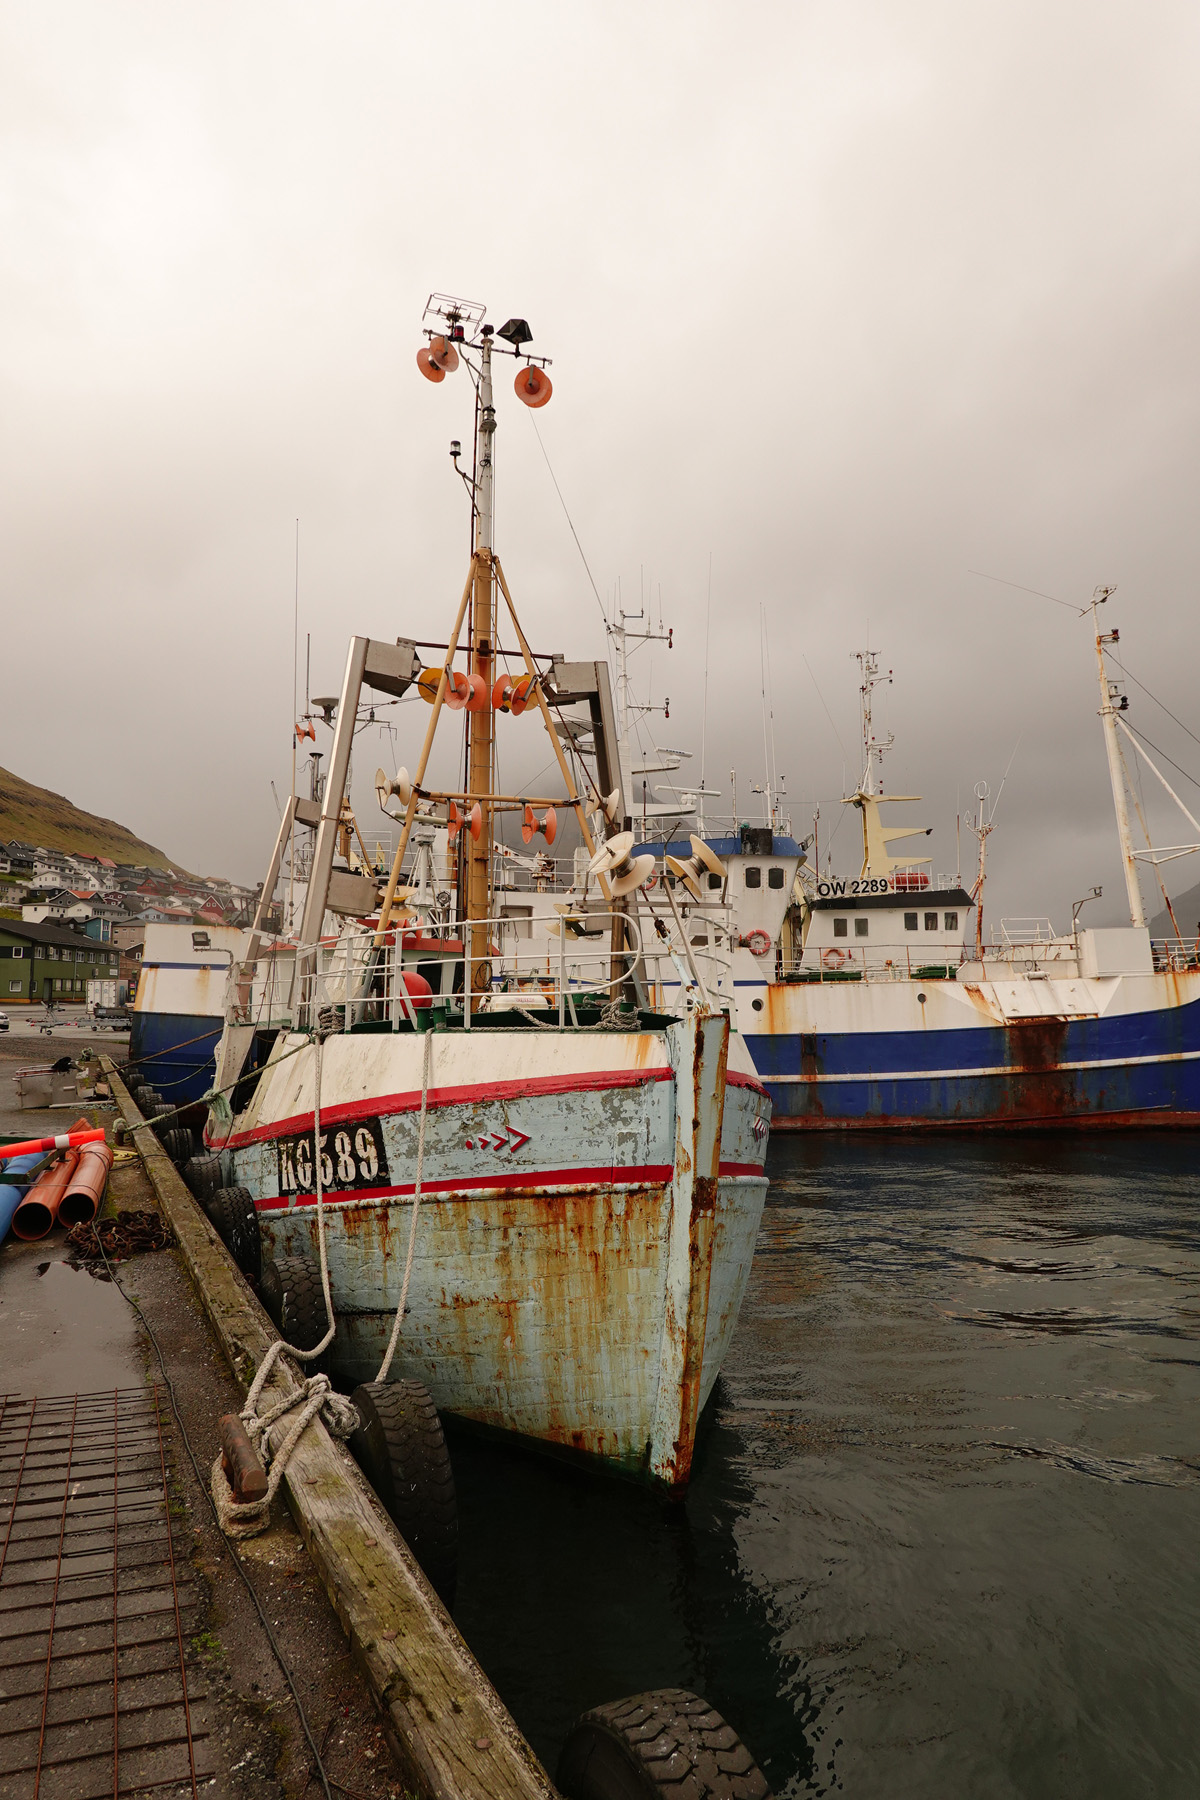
[101,1057,557,1800]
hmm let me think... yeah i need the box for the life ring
[743,929,772,958]
[644,871,658,890]
[821,946,846,970]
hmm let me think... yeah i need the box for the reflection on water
[453,1134,1200,1798]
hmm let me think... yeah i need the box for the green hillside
[0,765,187,874]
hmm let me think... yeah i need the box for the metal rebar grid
[0,1387,212,1800]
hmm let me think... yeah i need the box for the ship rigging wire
[967,569,1085,612]
[1121,720,1200,794]
[1111,657,1200,756]
[526,411,608,628]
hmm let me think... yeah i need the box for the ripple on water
[451,1133,1200,1800]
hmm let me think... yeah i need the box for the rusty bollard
[218,1413,268,1503]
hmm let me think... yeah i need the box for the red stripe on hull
[726,1069,769,1099]
[252,1158,766,1212]
[215,1065,674,1151]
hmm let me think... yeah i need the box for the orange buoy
[468,802,482,842]
[522,805,557,847]
[514,366,552,408]
[509,674,537,716]
[464,672,489,713]
[417,347,446,383]
[444,670,474,711]
[428,335,460,373]
[492,673,515,713]
[447,801,462,843]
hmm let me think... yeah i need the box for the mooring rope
[212,1029,357,1539]
[375,1026,433,1384]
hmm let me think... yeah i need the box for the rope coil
[212,1028,435,1537]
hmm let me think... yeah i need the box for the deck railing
[1151,938,1200,972]
[225,908,716,1034]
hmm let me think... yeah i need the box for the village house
[0,919,121,1006]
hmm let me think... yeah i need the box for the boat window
[944,912,958,930]
[768,867,785,889]
[904,912,918,931]
[708,872,723,889]
[744,866,761,889]
[924,912,937,930]
[833,917,849,938]
[501,906,533,940]
[855,918,869,937]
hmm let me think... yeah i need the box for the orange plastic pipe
[0,1127,105,1161]
[58,1142,114,1228]
[11,1150,81,1241]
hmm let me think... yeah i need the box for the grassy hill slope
[0,765,187,874]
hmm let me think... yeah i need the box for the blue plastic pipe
[0,1153,44,1246]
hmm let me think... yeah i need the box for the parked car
[0,1011,9,1031]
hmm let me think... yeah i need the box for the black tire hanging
[349,1380,458,1610]
[259,1251,329,1352]
[208,1185,263,1281]
[556,1689,772,1800]
[159,1126,196,1166]
[182,1151,225,1205]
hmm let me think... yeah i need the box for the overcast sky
[3,2,1199,930]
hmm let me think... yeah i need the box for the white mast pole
[1092,592,1144,927]
[475,332,494,551]
[857,651,874,794]
[464,325,497,987]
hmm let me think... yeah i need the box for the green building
[0,920,121,1006]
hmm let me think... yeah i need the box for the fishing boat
[129,921,252,1100]
[644,604,1200,1128]
[203,296,770,1487]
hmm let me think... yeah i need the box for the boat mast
[855,648,893,795]
[466,328,497,962]
[1090,587,1144,927]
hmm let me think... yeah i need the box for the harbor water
[452,1132,1200,1797]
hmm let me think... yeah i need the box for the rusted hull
[746,974,1200,1128]
[258,1171,764,1478]
[214,1020,770,1485]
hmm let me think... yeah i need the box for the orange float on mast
[514,365,552,408]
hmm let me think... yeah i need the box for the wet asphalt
[1,1028,413,1800]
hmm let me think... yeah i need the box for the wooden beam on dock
[101,1057,558,1800]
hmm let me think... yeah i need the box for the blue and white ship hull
[129,923,251,1102]
[742,968,1200,1128]
[645,824,1200,1130]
